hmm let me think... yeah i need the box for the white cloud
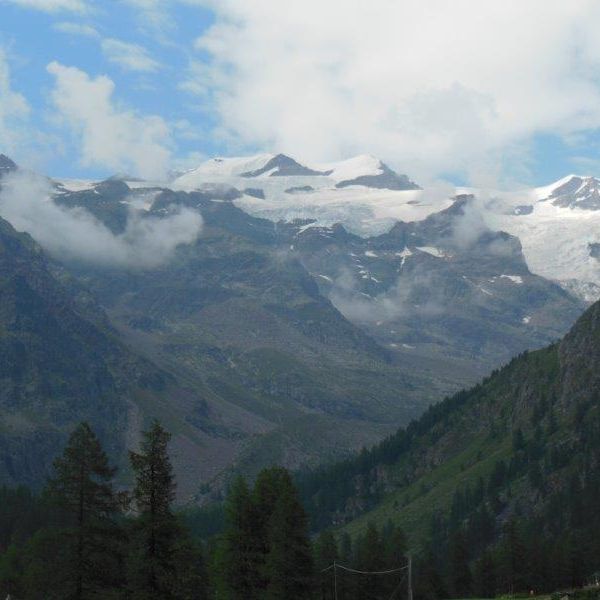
[53,21,99,37]
[101,38,160,72]
[0,48,30,156]
[188,0,600,184]
[0,170,203,268]
[121,0,173,34]
[46,61,172,179]
[3,0,87,12]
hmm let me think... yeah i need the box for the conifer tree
[262,469,314,599]
[314,530,338,600]
[473,550,496,598]
[498,519,527,594]
[315,529,338,570]
[354,522,386,600]
[128,420,204,599]
[382,520,407,568]
[45,421,124,599]
[218,476,260,600]
[415,548,446,600]
[448,529,472,597]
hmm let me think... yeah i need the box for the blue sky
[2,0,600,187]
[0,1,222,178]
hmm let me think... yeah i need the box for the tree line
[0,422,410,599]
[0,421,206,599]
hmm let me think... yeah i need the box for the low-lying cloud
[330,268,444,325]
[0,170,203,268]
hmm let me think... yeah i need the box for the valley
[0,151,597,503]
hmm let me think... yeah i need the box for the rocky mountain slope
[282,196,581,369]
[0,159,452,496]
[52,183,453,488]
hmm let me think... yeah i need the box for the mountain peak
[240,153,332,177]
[540,174,600,210]
[0,154,18,176]
[327,155,421,191]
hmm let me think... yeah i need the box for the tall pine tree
[45,422,124,599]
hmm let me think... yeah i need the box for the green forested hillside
[295,299,600,595]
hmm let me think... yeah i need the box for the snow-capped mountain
[169,153,434,236]
[481,175,600,301]
[546,174,600,209]
[322,154,421,190]
[173,152,419,188]
[40,151,600,302]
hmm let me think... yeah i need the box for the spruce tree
[353,522,386,600]
[218,476,261,599]
[473,550,496,598]
[382,521,407,568]
[498,519,527,594]
[128,420,199,599]
[448,529,472,597]
[381,522,409,598]
[262,469,314,600]
[315,530,338,571]
[415,547,447,600]
[314,530,338,600]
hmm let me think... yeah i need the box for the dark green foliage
[314,521,409,600]
[218,476,261,599]
[415,548,446,600]
[128,420,205,600]
[353,522,387,599]
[263,474,314,599]
[448,530,471,597]
[473,550,496,598]
[44,422,125,599]
[217,467,314,599]
[0,485,57,551]
[0,423,126,599]
[314,530,338,571]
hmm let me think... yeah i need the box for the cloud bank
[189,0,600,182]
[0,170,203,268]
[46,61,172,180]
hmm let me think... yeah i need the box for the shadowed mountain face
[0,180,451,496]
[0,217,170,488]
[63,188,449,489]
